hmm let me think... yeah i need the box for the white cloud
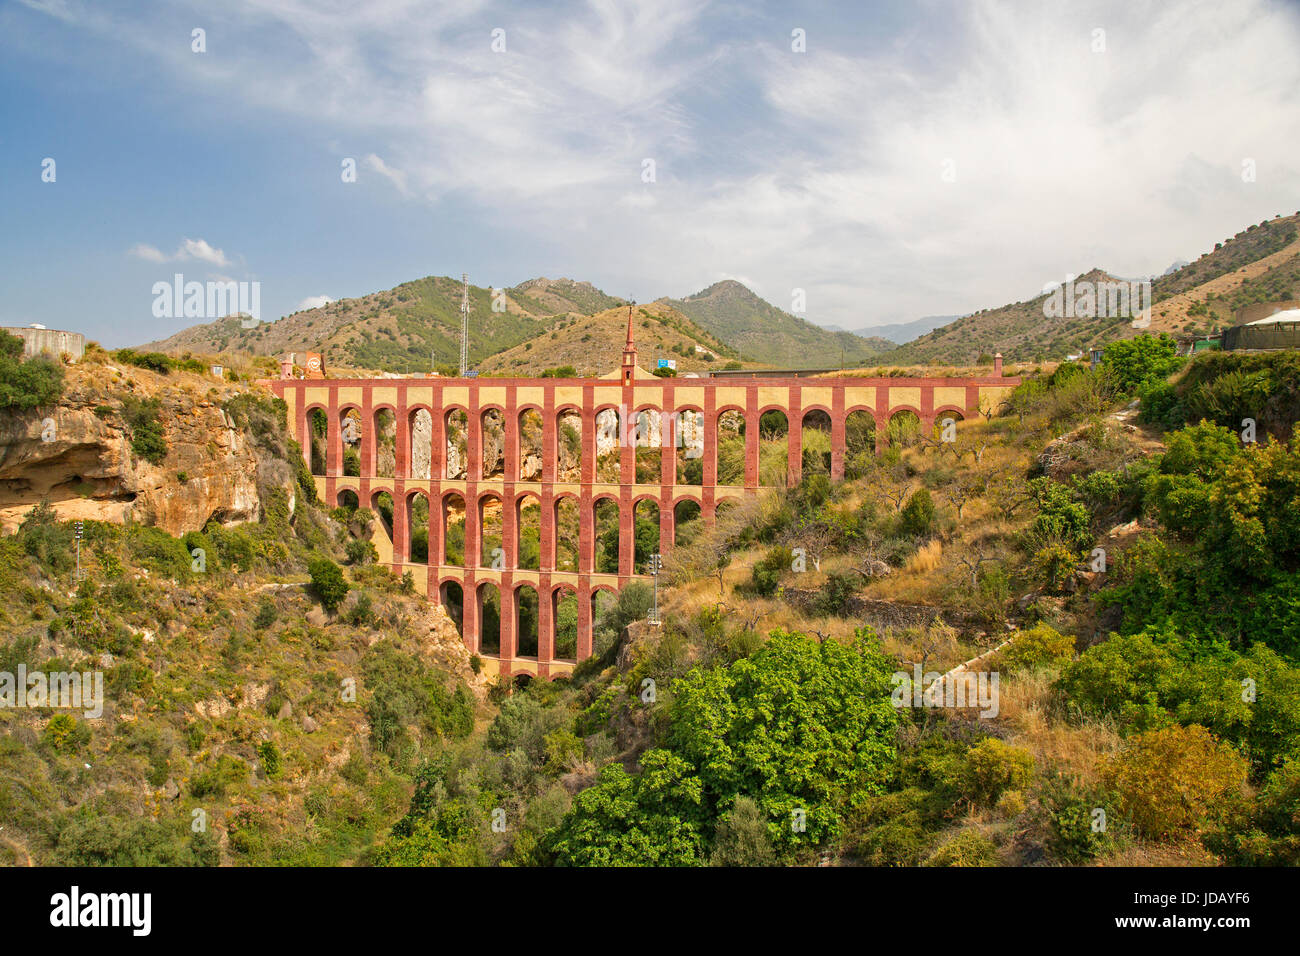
[128,238,233,269]
[363,154,408,195]
[294,295,334,312]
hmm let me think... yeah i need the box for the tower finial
[626,300,635,350]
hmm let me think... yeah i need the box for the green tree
[307,556,349,612]
[0,331,63,408]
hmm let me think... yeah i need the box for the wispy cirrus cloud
[129,238,232,268]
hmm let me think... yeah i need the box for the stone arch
[801,408,833,477]
[553,494,581,572]
[480,407,505,479]
[517,407,544,482]
[674,407,705,486]
[515,490,542,571]
[406,489,431,564]
[439,580,464,636]
[444,407,468,479]
[515,582,540,658]
[477,581,501,655]
[336,488,359,510]
[632,496,661,571]
[887,408,923,448]
[592,495,621,574]
[594,406,622,483]
[555,406,583,482]
[408,406,433,480]
[713,407,746,485]
[844,408,878,478]
[932,406,965,442]
[372,405,397,478]
[441,491,466,567]
[340,406,363,477]
[370,488,395,558]
[673,497,702,547]
[632,405,663,486]
[551,584,579,660]
[755,407,789,486]
[477,491,504,569]
[306,406,329,475]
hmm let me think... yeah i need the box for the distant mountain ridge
[659,280,893,367]
[849,315,961,345]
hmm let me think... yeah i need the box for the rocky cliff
[0,362,274,536]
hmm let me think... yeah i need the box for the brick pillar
[505,388,519,483]
[921,386,935,441]
[875,385,889,454]
[620,406,634,487]
[361,394,376,477]
[392,488,409,567]
[660,408,675,488]
[326,390,342,476]
[432,398,446,479]
[787,386,803,488]
[577,580,593,660]
[618,495,635,578]
[467,392,482,481]
[395,389,410,478]
[499,580,517,664]
[543,389,557,483]
[465,492,482,569]
[659,499,674,556]
[831,389,846,482]
[581,386,595,485]
[744,387,759,487]
[538,580,553,666]
[502,491,518,569]
[965,384,980,417]
[703,392,718,488]
[462,572,479,654]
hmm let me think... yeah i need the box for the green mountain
[659,280,893,367]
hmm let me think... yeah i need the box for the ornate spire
[625,302,635,350]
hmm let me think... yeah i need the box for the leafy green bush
[0,332,63,408]
[121,396,167,464]
[749,545,792,597]
[899,488,935,538]
[308,556,349,612]
[1103,333,1184,393]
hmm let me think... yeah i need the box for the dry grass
[905,539,943,573]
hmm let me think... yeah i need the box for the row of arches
[436,579,618,663]
[337,487,719,576]
[306,404,969,487]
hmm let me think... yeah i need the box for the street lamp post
[648,552,662,624]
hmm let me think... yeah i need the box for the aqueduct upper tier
[271,325,1018,680]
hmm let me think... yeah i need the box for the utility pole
[459,272,470,377]
[648,552,662,624]
[74,521,83,582]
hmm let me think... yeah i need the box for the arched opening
[801,409,832,478]
[933,409,965,442]
[633,498,661,572]
[341,408,363,477]
[673,499,701,547]
[844,410,878,479]
[439,581,464,636]
[513,673,534,691]
[554,496,580,572]
[442,492,466,566]
[756,409,789,486]
[409,408,433,480]
[374,408,396,478]
[371,490,395,557]
[552,587,579,660]
[714,409,746,485]
[518,408,544,482]
[477,582,501,655]
[336,488,359,510]
[634,408,662,485]
[515,584,539,658]
[308,408,328,475]
[480,408,505,479]
[888,410,923,448]
[594,408,622,482]
[556,409,583,482]
[444,409,468,479]
[593,497,621,574]
[674,409,704,486]
[407,491,430,564]
[591,588,618,655]
[478,493,503,569]
[515,492,542,571]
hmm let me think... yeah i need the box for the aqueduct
[271,316,1019,678]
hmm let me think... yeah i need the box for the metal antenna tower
[459,272,470,376]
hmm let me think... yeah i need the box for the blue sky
[2,0,1299,347]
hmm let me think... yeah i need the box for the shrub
[121,397,167,465]
[0,332,64,408]
[749,545,792,597]
[1100,724,1248,840]
[899,488,935,538]
[996,623,1074,673]
[922,829,999,867]
[963,738,1034,807]
[308,557,349,613]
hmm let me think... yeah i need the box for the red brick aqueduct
[271,319,1019,679]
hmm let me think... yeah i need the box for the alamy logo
[50,886,151,936]
[890,664,999,718]
[0,666,103,718]
[152,272,261,326]
[1042,274,1151,326]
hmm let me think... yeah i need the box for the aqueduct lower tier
[271,369,1019,679]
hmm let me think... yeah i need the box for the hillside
[141,276,625,375]
[479,301,738,377]
[880,211,1300,365]
[661,280,893,367]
